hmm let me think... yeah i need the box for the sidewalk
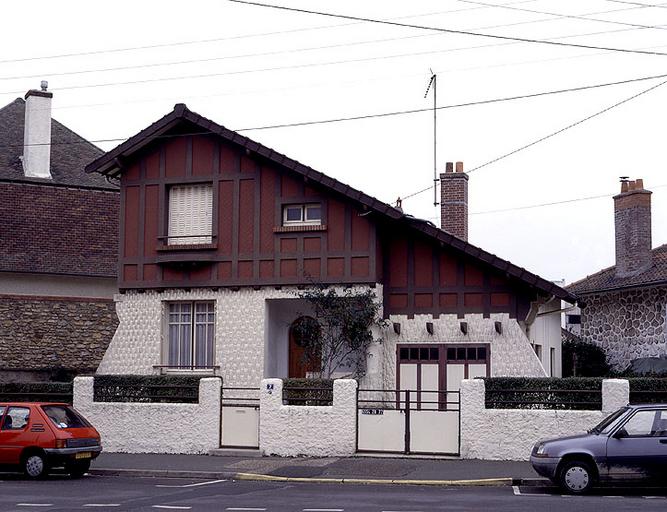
[91,452,540,486]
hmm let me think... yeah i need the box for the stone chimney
[22,80,53,179]
[614,178,652,277]
[440,161,468,240]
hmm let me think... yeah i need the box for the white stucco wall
[73,376,221,454]
[259,378,357,457]
[529,298,563,377]
[460,378,630,461]
[365,312,546,390]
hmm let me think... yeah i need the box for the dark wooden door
[288,317,321,378]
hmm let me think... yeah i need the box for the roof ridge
[0,97,24,116]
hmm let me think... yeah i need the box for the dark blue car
[530,404,667,494]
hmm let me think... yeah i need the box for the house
[0,84,119,382]
[85,103,575,394]
[568,179,666,370]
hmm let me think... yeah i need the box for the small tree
[562,338,611,377]
[296,285,386,379]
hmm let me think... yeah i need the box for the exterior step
[209,448,262,458]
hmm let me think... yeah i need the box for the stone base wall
[580,286,667,370]
[0,295,118,375]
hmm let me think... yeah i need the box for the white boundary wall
[460,378,629,460]
[73,377,221,454]
[259,378,357,457]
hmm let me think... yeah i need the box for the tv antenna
[424,70,438,207]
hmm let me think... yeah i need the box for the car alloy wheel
[560,461,593,494]
[24,454,46,479]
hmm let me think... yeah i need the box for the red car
[0,402,102,478]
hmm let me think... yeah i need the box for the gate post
[404,389,411,455]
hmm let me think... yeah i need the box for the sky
[1,0,666,285]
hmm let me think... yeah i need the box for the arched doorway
[288,316,321,378]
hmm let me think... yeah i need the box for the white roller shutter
[168,184,213,245]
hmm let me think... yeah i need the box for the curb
[90,468,521,487]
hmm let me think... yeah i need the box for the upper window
[566,314,581,325]
[166,301,215,370]
[283,204,322,226]
[168,184,213,245]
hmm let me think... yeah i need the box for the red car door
[0,405,32,464]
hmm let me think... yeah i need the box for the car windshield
[590,407,629,434]
[41,405,91,429]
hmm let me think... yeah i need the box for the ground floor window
[166,301,215,369]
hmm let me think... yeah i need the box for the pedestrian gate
[220,387,259,448]
[357,389,460,455]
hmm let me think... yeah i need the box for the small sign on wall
[361,409,384,415]
[266,383,274,395]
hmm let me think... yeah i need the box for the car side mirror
[614,428,628,439]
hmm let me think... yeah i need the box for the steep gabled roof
[86,103,576,303]
[568,244,667,295]
[0,98,115,190]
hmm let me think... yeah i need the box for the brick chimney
[440,161,468,240]
[614,178,652,277]
[22,80,53,179]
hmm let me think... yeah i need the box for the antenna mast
[424,71,438,207]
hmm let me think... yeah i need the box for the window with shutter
[168,184,213,245]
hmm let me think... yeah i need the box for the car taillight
[55,439,67,449]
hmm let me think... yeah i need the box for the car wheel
[23,453,48,479]
[66,460,91,478]
[559,460,595,494]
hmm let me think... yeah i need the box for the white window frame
[165,301,216,371]
[167,183,213,245]
[282,203,322,226]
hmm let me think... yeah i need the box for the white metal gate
[220,387,259,448]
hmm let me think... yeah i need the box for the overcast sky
[2,0,666,284]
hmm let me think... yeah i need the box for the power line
[1,2,655,83]
[0,0,536,66]
[402,77,667,200]
[4,71,667,151]
[467,78,667,174]
[226,0,667,57]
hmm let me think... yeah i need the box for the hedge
[0,382,73,404]
[93,375,203,403]
[282,378,334,406]
[628,378,667,404]
[483,377,603,410]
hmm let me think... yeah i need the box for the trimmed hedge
[483,377,603,410]
[0,382,73,403]
[629,378,667,404]
[282,378,334,406]
[93,375,203,403]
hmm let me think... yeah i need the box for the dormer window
[283,204,322,226]
[168,184,213,245]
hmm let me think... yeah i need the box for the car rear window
[41,405,91,429]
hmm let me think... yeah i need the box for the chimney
[614,178,652,277]
[440,161,468,240]
[22,80,53,179]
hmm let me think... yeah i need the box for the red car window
[1,406,30,430]
[41,405,91,429]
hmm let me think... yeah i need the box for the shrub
[282,378,334,406]
[483,377,603,410]
[0,382,73,403]
[93,375,204,403]
[562,339,611,377]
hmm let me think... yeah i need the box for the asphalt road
[1,474,667,512]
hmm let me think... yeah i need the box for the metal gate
[220,387,259,448]
[356,388,460,456]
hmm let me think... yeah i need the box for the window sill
[273,224,327,233]
[157,242,217,252]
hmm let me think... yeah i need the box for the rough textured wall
[460,379,630,461]
[73,376,221,454]
[365,312,546,390]
[580,286,667,370]
[0,296,117,373]
[259,378,357,457]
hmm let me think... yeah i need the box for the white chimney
[22,80,53,179]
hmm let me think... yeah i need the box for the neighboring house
[569,179,667,370]
[85,104,575,394]
[0,84,119,382]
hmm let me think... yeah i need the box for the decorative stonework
[580,286,667,370]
